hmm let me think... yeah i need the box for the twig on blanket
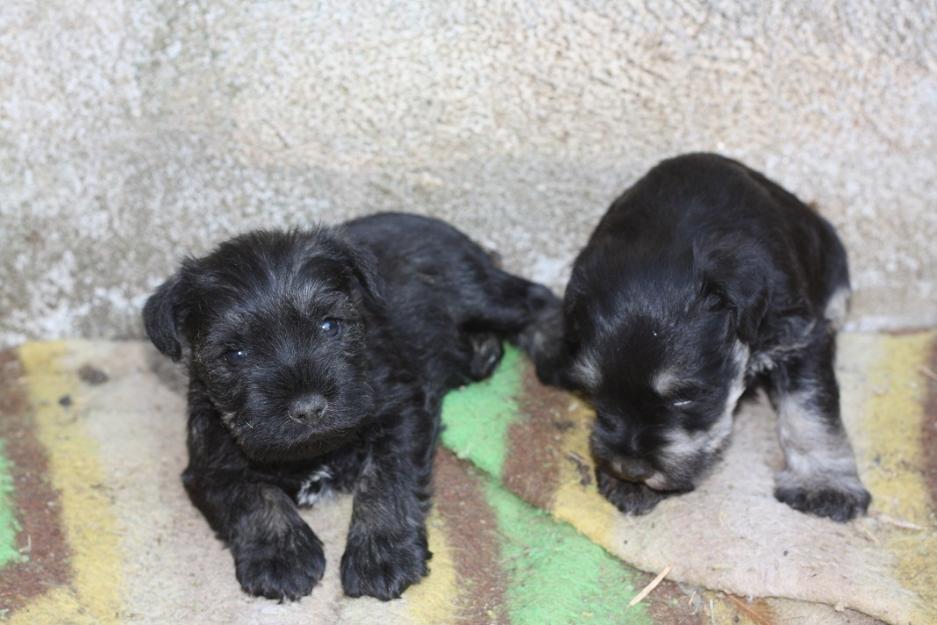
[725,595,774,625]
[628,565,671,607]
[919,365,937,383]
[874,513,926,531]
[856,523,879,544]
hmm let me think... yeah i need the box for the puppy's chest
[289,446,369,506]
[296,467,335,507]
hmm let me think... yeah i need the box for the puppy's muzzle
[608,457,654,483]
[288,393,328,424]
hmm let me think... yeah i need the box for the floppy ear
[702,273,767,344]
[302,228,386,312]
[697,244,768,345]
[142,271,189,361]
[345,246,385,312]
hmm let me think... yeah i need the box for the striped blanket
[1,335,934,624]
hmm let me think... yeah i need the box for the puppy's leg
[182,383,325,600]
[340,405,435,600]
[768,330,870,521]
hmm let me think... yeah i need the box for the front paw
[774,470,871,522]
[596,468,666,515]
[233,521,326,601]
[341,526,430,600]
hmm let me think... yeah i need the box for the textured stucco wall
[1,1,935,347]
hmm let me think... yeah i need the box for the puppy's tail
[512,283,559,348]
[469,270,571,386]
[512,284,573,385]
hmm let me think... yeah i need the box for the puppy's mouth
[601,460,688,493]
[643,472,683,492]
[228,418,358,462]
[287,414,316,426]
[224,409,352,443]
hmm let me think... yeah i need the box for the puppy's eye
[319,318,341,335]
[225,349,248,365]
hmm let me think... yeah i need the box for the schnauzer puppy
[143,212,555,601]
[532,153,870,522]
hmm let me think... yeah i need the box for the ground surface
[0,334,935,624]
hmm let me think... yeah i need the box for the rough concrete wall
[1,1,935,346]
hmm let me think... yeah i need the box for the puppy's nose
[611,457,653,482]
[289,394,328,422]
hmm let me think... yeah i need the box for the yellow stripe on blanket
[551,401,619,552]
[842,332,937,623]
[406,509,460,625]
[9,342,122,625]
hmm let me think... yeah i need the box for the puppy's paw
[774,470,871,522]
[233,521,326,601]
[340,527,430,600]
[596,468,665,515]
[468,333,503,380]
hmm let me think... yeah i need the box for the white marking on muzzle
[572,348,602,390]
[656,341,749,485]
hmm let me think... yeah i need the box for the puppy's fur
[144,212,556,601]
[533,153,870,522]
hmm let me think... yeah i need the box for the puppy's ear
[142,271,190,361]
[346,247,385,311]
[702,275,767,344]
[697,243,768,345]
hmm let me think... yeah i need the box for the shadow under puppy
[532,153,870,522]
[143,212,555,601]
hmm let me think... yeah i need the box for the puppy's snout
[289,394,328,423]
[611,457,653,482]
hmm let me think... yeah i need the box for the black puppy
[533,153,870,522]
[143,212,554,601]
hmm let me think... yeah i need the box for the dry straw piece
[628,565,672,608]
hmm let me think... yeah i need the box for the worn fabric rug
[442,333,937,625]
[1,337,932,624]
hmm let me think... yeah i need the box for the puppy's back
[586,153,848,307]
[344,212,492,267]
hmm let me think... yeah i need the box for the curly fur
[144,212,556,601]
[530,153,870,521]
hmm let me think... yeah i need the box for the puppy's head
[143,228,384,462]
[570,247,764,493]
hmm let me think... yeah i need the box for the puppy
[143,212,555,601]
[533,153,870,522]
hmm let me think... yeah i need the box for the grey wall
[2,1,935,347]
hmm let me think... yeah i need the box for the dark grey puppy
[143,212,555,601]
[532,153,870,522]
